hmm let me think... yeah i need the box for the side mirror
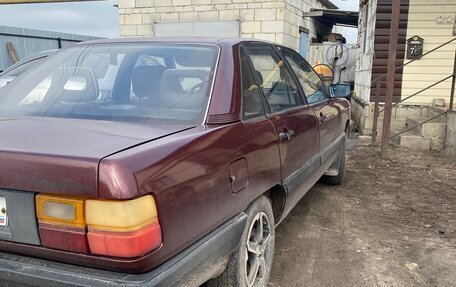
[330,84,351,101]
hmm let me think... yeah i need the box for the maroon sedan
[0,38,349,286]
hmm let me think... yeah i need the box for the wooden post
[381,0,402,158]
[450,49,456,111]
[6,42,19,63]
[372,81,381,144]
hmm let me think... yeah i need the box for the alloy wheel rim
[245,212,271,287]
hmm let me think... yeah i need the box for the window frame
[239,45,268,122]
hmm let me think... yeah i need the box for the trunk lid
[0,116,193,197]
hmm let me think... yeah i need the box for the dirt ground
[269,142,456,287]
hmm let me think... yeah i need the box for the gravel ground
[269,143,456,287]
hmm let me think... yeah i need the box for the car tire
[320,137,346,185]
[206,196,275,287]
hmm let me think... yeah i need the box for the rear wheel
[206,196,275,287]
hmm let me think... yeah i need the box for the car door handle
[279,129,294,142]
[319,113,327,124]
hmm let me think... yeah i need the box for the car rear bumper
[0,213,247,287]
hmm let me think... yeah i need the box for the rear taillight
[35,194,161,258]
[85,196,162,257]
[36,195,88,253]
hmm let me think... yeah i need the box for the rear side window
[243,45,301,114]
[240,47,264,120]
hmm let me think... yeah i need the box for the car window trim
[306,98,330,108]
[201,44,221,125]
[266,104,310,117]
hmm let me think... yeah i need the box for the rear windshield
[1,57,45,77]
[0,43,219,124]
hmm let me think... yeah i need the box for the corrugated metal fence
[0,25,101,71]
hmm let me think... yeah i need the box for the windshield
[0,43,219,124]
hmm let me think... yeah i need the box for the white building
[117,0,340,54]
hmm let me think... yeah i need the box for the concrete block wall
[118,0,331,51]
[350,97,370,133]
[351,99,442,136]
[354,0,376,104]
[423,123,446,151]
[446,110,456,157]
[406,116,447,151]
[282,0,331,50]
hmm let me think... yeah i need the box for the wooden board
[6,42,19,63]
[370,0,411,103]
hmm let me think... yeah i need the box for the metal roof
[0,25,101,71]
[304,9,359,28]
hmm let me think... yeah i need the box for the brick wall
[118,0,331,51]
[352,0,376,133]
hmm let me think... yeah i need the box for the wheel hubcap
[245,212,271,287]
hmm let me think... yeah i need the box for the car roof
[75,37,269,46]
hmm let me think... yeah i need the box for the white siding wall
[401,0,456,106]
[118,0,332,51]
[354,0,377,104]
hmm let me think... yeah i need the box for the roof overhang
[318,0,338,9]
[303,9,359,28]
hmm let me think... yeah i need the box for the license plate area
[0,190,40,245]
[0,197,7,227]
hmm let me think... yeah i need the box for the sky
[332,0,358,11]
[332,0,359,44]
[0,0,120,38]
[0,0,358,40]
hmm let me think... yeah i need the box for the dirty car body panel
[0,38,349,286]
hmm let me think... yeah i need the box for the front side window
[243,45,301,114]
[280,47,328,104]
[0,43,219,124]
